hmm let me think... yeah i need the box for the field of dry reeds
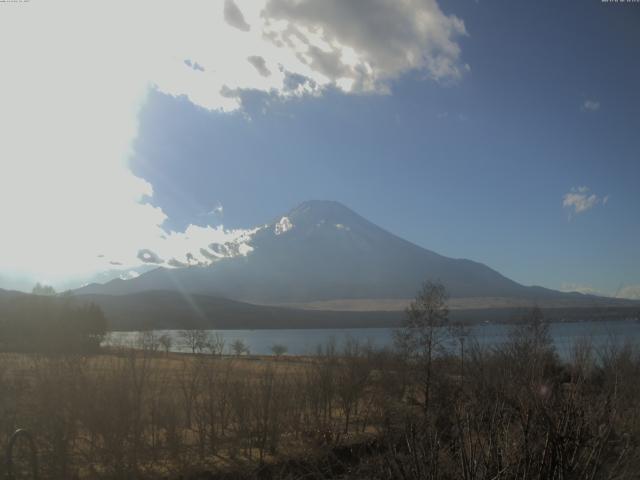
[0,319,639,480]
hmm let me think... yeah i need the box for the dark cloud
[305,46,349,79]
[220,86,271,117]
[137,249,164,264]
[200,248,218,262]
[184,59,205,72]
[224,0,250,32]
[247,55,271,77]
[282,71,315,92]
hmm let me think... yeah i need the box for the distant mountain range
[76,200,631,307]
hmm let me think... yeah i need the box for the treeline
[0,293,107,353]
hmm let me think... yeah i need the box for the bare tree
[231,338,249,357]
[205,332,226,357]
[394,281,449,416]
[158,334,172,355]
[448,321,472,388]
[179,329,207,354]
[136,330,160,353]
[336,338,371,433]
[271,343,287,358]
[503,306,555,386]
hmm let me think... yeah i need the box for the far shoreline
[105,305,640,332]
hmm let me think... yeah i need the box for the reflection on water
[107,319,640,359]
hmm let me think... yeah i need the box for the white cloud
[560,283,603,296]
[274,217,293,235]
[562,186,607,217]
[616,285,640,300]
[208,202,225,216]
[152,224,259,265]
[581,99,600,112]
[560,283,640,301]
[263,0,469,91]
[0,0,467,289]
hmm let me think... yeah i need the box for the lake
[107,319,640,358]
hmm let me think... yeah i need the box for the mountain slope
[75,200,608,305]
[75,290,402,330]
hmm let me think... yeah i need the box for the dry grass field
[1,320,640,479]
[0,343,395,479]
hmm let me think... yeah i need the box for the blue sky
[0,0,638,296]
[129,1,640,295]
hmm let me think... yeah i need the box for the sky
[0,0,638,298]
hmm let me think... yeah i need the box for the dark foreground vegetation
[0,284,638,479]
[0,292,106,353]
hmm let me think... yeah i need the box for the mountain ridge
[74,200,627,307]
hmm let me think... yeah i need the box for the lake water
[108,319,640,359]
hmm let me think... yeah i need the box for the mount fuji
[75,200,616,309]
